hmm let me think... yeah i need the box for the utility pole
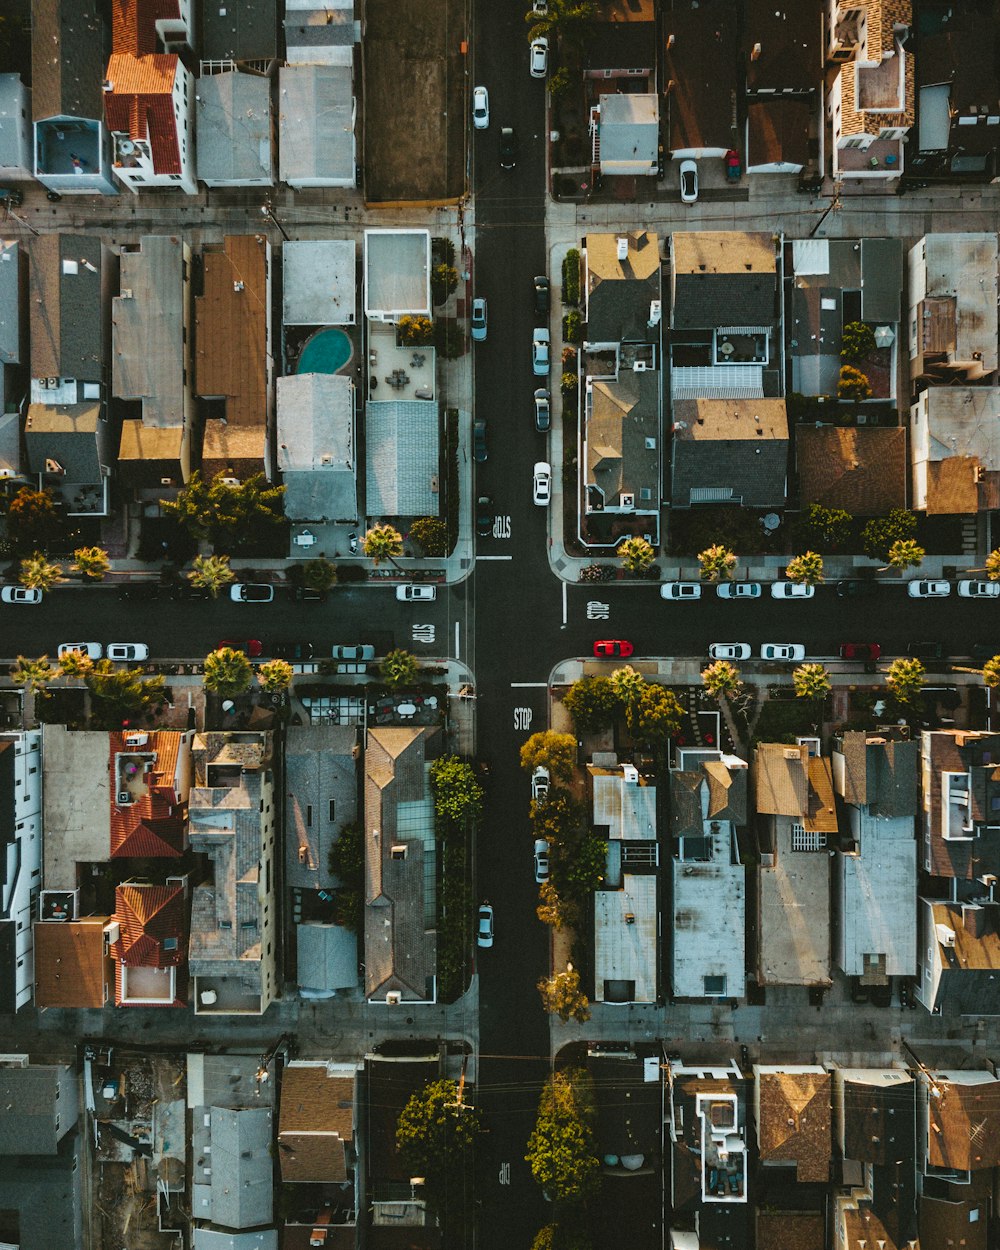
[808,182,842,238]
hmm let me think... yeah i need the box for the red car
[217,638,263,658]
[594,640,634,659]
[839,642,880,661]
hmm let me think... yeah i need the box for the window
[163,937,178,951]
[704,975,727,996]
[219,920,232,929]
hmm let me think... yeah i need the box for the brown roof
[34,918,112,1008]
[796,426,906,516]
[201,420,268,481]
[743,1,821,93]
[928,1076,1000,1171]
[747,97,812,169]
[109,730,185,859]
[929,901,1000,974]
[925,455,982,516]
[756,1211,825,1250]
[278,1065,354,1183]
[664,0,739,151]
[754,744,838,833]
[672,397,788,444]
[840,1207,905,1250]
[112,0,180,56]
[919,1193,988,1250]
[924,731,1000,879]
[757,1070,832,1182]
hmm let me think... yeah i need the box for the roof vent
[935,923,956,948]
[386,991,402,1005]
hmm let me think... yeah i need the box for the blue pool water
[296,328,353,374]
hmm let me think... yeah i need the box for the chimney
[963,904,989,938]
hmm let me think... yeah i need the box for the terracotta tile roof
[109,730,186,858]
[278,1065,354,1182]
[111,882,184,966]
[928,1077,1000,1171]
[34,918,112,1008]
[796,426,906,516]
[112,0,180,56]
[103,52,182,175]
[757,1070,832,1181]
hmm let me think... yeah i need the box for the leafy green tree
[702,660,742,701]
[19,552,64,591]
[837,364,871,401]
[801,503,852,553]
[983,656,1000,689]
[162,471,285,548]
[188,553,235,598]
[617,535,654,576]
[793,663,831,701]
[57,649,94,680]
[430,755,484,825]
[398,315,435,347]
[11,655,52,693]
[886,538,925,571]
[520,731,577,782]
[258,659,293,693]
[536,880,579,931]
[525,1070,600,1203]
[558,830,606,901]
[364,522,404,567]
[986,549,1000,581]
[301,558,337,591]
[531,791,588,848]
[431,263,459,306]
[328,822,364,930]
[786,551,825,585]
[203,647,253,698]
[885,656,925,704]
[538,966,590,1023]
[610,664,645,708]
[526,0,597,51]
[626,683,683,753]
[548,66,572,98]
[409,517,449,557]
[71,546,111,581]
[5,487,60,551]
[562,676,618,733]
[381,648,419,688]
[86,662,166,723]
[561,371,578,397]
[396,1078,481,1196]
[840,321,876,363]
[531,1222,592,1250]
[862,508,916,561]
[698,543,737,582]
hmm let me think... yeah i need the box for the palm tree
[381,649,419,687]
[697,544,737,582]
[617,535,655,576]
[258,659,294,693]
[701,660,742,701]
[70,546,111,581]
[11,655,52,693]
[609,664,644,708]
[19,552,64,591]
[189,553,235,598]
[986,550,1000,582]
[301,558,338,591]
[786,551,825,586]
[983,656,1000,689]
[203,647,253,698]
[885,538,925,571]
[57,649,95,680]
[364,523,404,567]
[793,663,831,700]
[885,656,925,704]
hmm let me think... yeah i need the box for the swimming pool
[296,328,354,374]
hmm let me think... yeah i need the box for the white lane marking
[476,555,513,560]
[510,682,548,687]
[562,580,567,625]
[454,620,460,659]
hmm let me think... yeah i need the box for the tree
[396,1078,481,1189]
[617,535,654,576]
[6,487,60,551]
[526,0,597,52]
[547,66,572,98]
[203,647,253,698]
[862,508,916,561]
[409,517,449,557]
[398,315,435,347]
[531,1223,592,1250]
[328,822,364,930]
[986,549,1000,582]
[57,648,94,680]
[430,755,484,825]
[301,558,337,591]
[188,553,235,597]
[793,663,831,701]
[702,660,742,701]
[558,830,606,901]
[886,538,925,571]
[71,546,111,581]
[983,656,1000,689]
[525,1070,600,1203]
[560,371,578,397]
[562,676,619,733]
[538,966,590,1023]
[801,502,852,553]
[626,683,683,754]
[431,263,459,306]
[837,364,871,401]
[520,731,577,782]
[610,664,645,708]
[364,522,404,567]
[536,880,579,931]
[162,471,285,548]
[786,551,825,585]
[698,543,737,582]
[86,662,166,723]
[19,552,64,591]
[532,791,588,847]
[11,655,52,693]
[885,656,925,704]
[258,659,293,693]
[840,320,876,363]
[381,648,419,688]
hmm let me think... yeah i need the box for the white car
[717,582,761,600]
[531,766,550,801]
[771,582,815,600]
[106,643,150,662]
[396,584,436,602]
[477,902,494,948]
[529,36,548,78]
[472,85,489,130]
[532,327,550,376]
[534,839,550,884]
[958,580,1000,599]
[331,644,376,661]
[471,296,487,342]
[679,159,698,204]
[58,642,102,661]
[709,643,751,661]
[760,643,806,662]
[533,461,552,507]
[0,585,42,604]
[230,583,274,603]
[660,582,702,601]
[908,579,950,598]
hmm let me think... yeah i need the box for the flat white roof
[594,875,657,1002]
[282,240,356,326]
[363,230,430,319]
[592,773,657,840]
[672,857,746,999]
[837,820,916,977]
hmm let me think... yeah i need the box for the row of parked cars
[659,579,1000,601]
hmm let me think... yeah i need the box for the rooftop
[663,0,739,152]
[746,96,812,170]
[797,427,906,516]
[285,724,358,889]
[364,230,431,320]
[278,63,355,186]
[109,728,187,858]
[912,387,1000,515]
[758,817,832,986]
[743,0,821,93]
[34,917,112,1008]
[278,1061,355,1183]
[283,240,357,326]
[922,730,1000,879]
[103,52,183,175]
[584,230,660,343]
[836,731,918,817]
[31,0,106,121]
[590,767,657,840]
[195,71,273,185]
[838,823,916,979]
[594,874,657,1002]
[756,1067,831,1182]
[927,1070,1000,1172]
[41,725,112,890]
[910,233,999,372]
[672,823,746,1001]
[754,744,837,832]
[28,234,106,382]
[365,400,440,518]
[199,0,278,61]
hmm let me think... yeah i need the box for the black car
[118,582,160,602]
[271,640,315,660]
[286,586,328,603]
[474,418,488,462]
[907,641,945,660]
[476,494,494,539]
[533,275,550,316]
[168,583,211,601]
[836,579,878,598]
[499,127,518,171]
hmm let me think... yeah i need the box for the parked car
[717,582,761,600]
[230,583,274,603]
[908,579,950,598]
[331,644,376,661]
[907,641,945,660]
[771,581,815,599]
[594,640,634,658]
[58,642,102,660]
[839,643,881,661]
[836,579,878,599]
[474,418,488,462]
[533,839,550,884]
[529,35,548,77]
[533,461,552,506]
[533,275,550,316]
[116,582,160,602]
[534,388,551,432]
[958,579,1000,598]
[106,643,150,662]
[660,582,701,601]
[1,585,42,604]
[169,582,210,601]
[499,126,518,170]
[760,643,806,662]
[477,902,494,948]
[679,159,698,203]
[531,766,550,802]
[476,494,494,538]
[532,327,550,376]
[286,585,327,602]
[217,638,263,658]
[271,640,314,660]
[472,84,489,130]
[471,296,488,342]
[396,584,436,602]
[709,643,751,660]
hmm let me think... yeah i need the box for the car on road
[217,638,263,658]
[531,766,550,802]
[839,642,881,661]
[396,584,436,602]
[679,159,698,203]
[660,582,701,601]
[230,583,274,603]
[499,126,518,170]
[477,902,494,948]
[476,494,494,538]
[271,640,314,660]
[760,643,806,662]
[958,579,1000,598]
[716,582,761,600]
[117,582,159,602]
[533,275,550,316]
[529,35,548,77]
[107,643,150,662]
[472,85,489,130]
[58,642,102,660]
[286,585,327,602]
[709,643,751,660]
[169,582,210,601]
[907,641,945,660]
[532,327,550,376]
[593,639,634,658]
[836,579,878,599]
[1,585,41,604]
[908,579,950,598]
[771,581,815,599]
[471,296,488,342]
[533,461,552,506]
[534,388,551,432]
[474,418,488,462]
[534,839,550,884]
[331,644,376,661]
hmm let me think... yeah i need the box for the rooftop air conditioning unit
[624,913,636,925]
[386,991,402,1005]
[935,924,956,948]
[621,493,635,508]
[616,236,629,261]
[47,378,58,389]
[219,477,239,487]
[160,477,174,487]
[633,360,647,372]
[120,289,133,299]
[118,139,135,156]
[783,748,800,760]
[622,764,639,784]
[648,299,662,327]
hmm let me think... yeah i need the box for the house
[589,760,658,1003]
[277,374,358,524]
[825,0,914,181]
[743,1,823,174]
[832,731,917,981]
[283,240,356,327]
[911,388,1000,516]
[754,742,837,986]
[363,230,431,324]
[0,237,26,460]
[580,15,657,187]
[113,234,193,486]
[200,0,278,65]
[41,726,112,890]
[0,732,41,1013]
[195,235,273,480]
[754,1065,831,1183]
[917,729,1000,880]
[663,0,740,160]
[285,0,356,67]
[917,1068,1000,1180]
[33,914,114,1008]
[908,233,999,388]
[195,72,273,187]
[0,1055,79,1155]
[917,898,1000,1016]
[109,728,191,860]
[670,747,748,1001]
[593,95,659,177]
[187,732,278,1015]
[670,397,789,510]
[364,726,440,1003]
[363,1055,441,1239]
[0,75,31,180]
[192,1103,275,1231]
[31,0,118,196]
[110,880,187,1007]
[919,1192,988,1250]
[796,426,906,515]
[365,401,440,520]
[277,1061,358,1189]
[279,64,355,189]
[296,922,358,999]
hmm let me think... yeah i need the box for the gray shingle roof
[296,922,358,993]
[195,73,273,185]
[200,0,277,61]
[586,371,659,507]
[29,234,105,381]
[209,1107,273,1229]
[277,373,358,523]
[0,1064,73,1155]
[365,401,440,518]
[673,271,776,330]
[285,724,358,889]
[31,0,105,121]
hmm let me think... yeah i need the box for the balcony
[36,118,102,176]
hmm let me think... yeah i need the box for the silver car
[717,582,761,600]
[107,643,150,662]
[534,839,550,884]
[709,643,751,660]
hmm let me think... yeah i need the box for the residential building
[285,0,356,67]
[0,238,26,462]
[663,0,740,160]
[277,374,358,523]
[670,747,748,1001]
[187,732,278,1015]
[41,725,112,891]
[279,64,355,188]
[918,729,1000,880]
[31,0,118,196]
[592,95,658,177]
[0,1056,80,1155]
[825,0,914,181]
[743,2,822,174]
[589,759,658,1003]
[109,728,192,860]
[917,898,1000,1016]
[670,397,789,510]
[283,240,357,327]
[195,234,272,480]
[0,75,31,180]
[581,14,656,189]
[199,0,278,66]
[797,426,906,515]
[917,1068,1000,1186]
[908,233,999,388]
[33,915,113,1008]
[832,731,918,981]
[365,400,439,519]
[754,742,837,986]
[362,1055,440,1237]
[754,1065,831,1183]
[911,388,1000,516]
[277,1061,359,1197]
[195,71,273,187]
[110,879,188,1007]
[363,230,431,324]
[0,732,42,1013]
[364,726,440,1004]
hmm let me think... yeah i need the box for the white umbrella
[874,325,895,348]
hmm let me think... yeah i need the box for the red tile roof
[109,730,187,858]
[104,52,183,176]
[112,0,181,56]
[112,882,185,967]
